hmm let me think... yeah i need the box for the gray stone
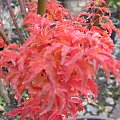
[108,79,114,84]
[109,114,115,119]
[85,113,91,116]
[110,74,115,79]
[105,106,113,112]
[107,85,113,89]
[106,91,113,95]
[86,105,98,115]
[105,97,114,105]
[82,101,88,106]
[99,112,108,118]
[77,110,85,116]
[113,102,120,119]
[99,76,106,81]
[115,49,120,54]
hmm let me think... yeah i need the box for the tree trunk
[37,0,48,16]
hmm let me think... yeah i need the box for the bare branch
[0,79,10,104]
[18,0,27,17]
[0,29,10,45]
[5,0,24,44]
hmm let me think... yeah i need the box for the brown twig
[18,0,27,17]
[8,17,12,40]
[105,0,110,5]
[0,29,10,45]
[0,79,10,104]
[37,0,48,16]
[92,0,110,26]
[5,0,24,44]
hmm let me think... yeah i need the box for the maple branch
[5,0,24,44]
[18,0,27,17]
[37,0,48,16]
[0,29,10,45]
[104,0,110,5]
[0,79,10,104]
[92,0,110,26]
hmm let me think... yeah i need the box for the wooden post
[37,0,48,16]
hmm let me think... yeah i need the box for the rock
[108,79,115,84]
[105,97,114,105]
[99,76,106,81]
[85,113,91,116]
[110,74,115,79]
[86,105,98,115]
[99,112,108,118]
[82,101,88,106]
[98,105,104,111]
[115,49,120,54]
[77,110,85,116]
[106,91,113,95]
[113,102,120,119]
[0,105,5,112]
[105,106,113,112]
[109,114,115,119]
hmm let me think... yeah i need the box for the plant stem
[92,0,110,26]
[105,0,110,5]
[5,0,24,44]
[0,29,10,45]
[37,0,48,16]
[18,0,27,17]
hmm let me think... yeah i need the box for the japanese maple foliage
[0,0,120,120]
